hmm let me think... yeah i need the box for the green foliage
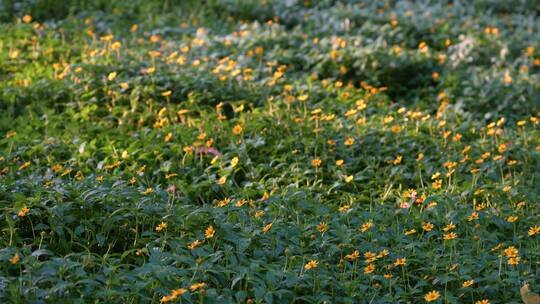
[0,0,539,303]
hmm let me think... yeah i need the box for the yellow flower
[161,90,172,97]
[404,229,416,235]
[475,300,490,304]
[172,288,187,296]
[188,240,202,250]
[232,124,243,135]
[503,71,512,84]
[19,161,31,170]
[502,246,519,257]
[345,250,360,261]
[363,264,375,274]
[18,207,30,217]
[467,212,479,221]
[360,222,373,232]
[111,41,121,50]
[338,204,352,213]
[205,225,215,238]
[443,232,458,240]
[160,294,176,302]
[304,259,318,270]
[432,179,442,189]
[344,175,354,183]
[217,176,227,185]
[164,132,173,142]
[506,216,518,223]
[390,125,401,133]
[462,280,474,288]
[418,41,429,53]
[230,157,239,168]
[528,226,540,236]
[107,71,117,81]
[6,131,17,138]
[146,67,156,74]
[344,137,355,146]
[155,222,167,232]
[422,222,434,232]
[9,253,20,265]
[142,188,154,195]
[316,222,328,233]
[311,158,322,167]
[335,159,344,166]
[424,290,440,302]
[262,223,273,233]
[297,94,309,102]
[22,15,32,23]
[394,258,407,266]
[189,282,206,292]
[377,249,389,258]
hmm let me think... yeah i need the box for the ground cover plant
[0,0,539,303]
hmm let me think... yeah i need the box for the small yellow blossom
[22,15,32,23]
[9,253,20,265]
[528,226,540,236]
[188,240,202,250]
[304,259,318,270]
[262,223,273,233]
[422,222,434,232]
[443,232,457,240]
[155,222,167,232]
[189,282,206,292]
[317,222,328,233]
[205,225,215,238]
[107,71,117,81]
[424,290,440,302]
[462,280,474,288]
[230,157,239,168]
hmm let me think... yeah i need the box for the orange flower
[394,258,407,266]
[232,124,243,135]
[422,222,434,232]
[311,158,322,167]
[262,223,273,233]
[424,290,440,302]
[18,207,30,217]
[363,264,375,274]
[528,226,540,236]
[22,15,32,23]
[189,282,206,292]
[316,222,328,233]
[217,176,227,185]
[345,250,360,261]
[462,280,474,288]
[205,225,215,238]
[107,72,117,81]
[161,90,172,97]
[188,240,202,250]
[9,253,20,265]
[443,232,458,240]
[155,222,167,232]
[304,259,318,270]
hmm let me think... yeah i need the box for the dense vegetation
[1,1,539,303]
